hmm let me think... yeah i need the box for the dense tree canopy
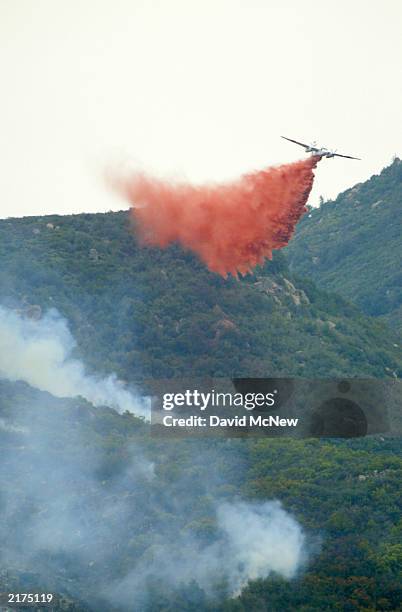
[0,210,400,381]
[287,158,402,334]
[0,192,401,610]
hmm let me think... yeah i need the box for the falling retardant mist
[114,156,321,276]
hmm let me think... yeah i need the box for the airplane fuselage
[281,136,361,161]
[305,146,335,158]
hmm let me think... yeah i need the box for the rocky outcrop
[254,276,310,307]
[213,318,239,342]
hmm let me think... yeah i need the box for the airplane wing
[333,153,361,160]
[281,136,310,148]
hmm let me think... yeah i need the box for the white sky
[1,0,401,218]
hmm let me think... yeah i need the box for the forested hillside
[0,210,401,380]
[287,158,402,333]
[1,208,402,611]
[0,380,401,611]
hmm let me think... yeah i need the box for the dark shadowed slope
[287,158,402,333]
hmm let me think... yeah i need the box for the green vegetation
[0,194,401,610]
[287,157,402,333]
[0,210,401,379]
[0,381,401,611]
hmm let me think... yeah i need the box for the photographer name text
[162,415,298,428]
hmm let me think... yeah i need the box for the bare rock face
[282,278,310,306]
[254,276,310,307]
[89,248,99,262]
[254,277,281,296]
[216,318,237,332]
[213,318,239,342]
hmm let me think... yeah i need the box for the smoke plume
[116,157,320,276]
[0,306,308,609]
[0,306,148,417]
[110,499,305,607]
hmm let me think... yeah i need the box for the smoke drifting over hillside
[0,306,307,609]
[0,306,148,417]
[116,157,320,276]
[110,499,305,607]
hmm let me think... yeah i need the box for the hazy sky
[1,0,401,218]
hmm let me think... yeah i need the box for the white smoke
[0,417,28,434]
[0,306,148,417]
[111,498,306,605]
[216,500,305,593]
[0,304,309,608]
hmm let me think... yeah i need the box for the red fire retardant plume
[119,157,321,277]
